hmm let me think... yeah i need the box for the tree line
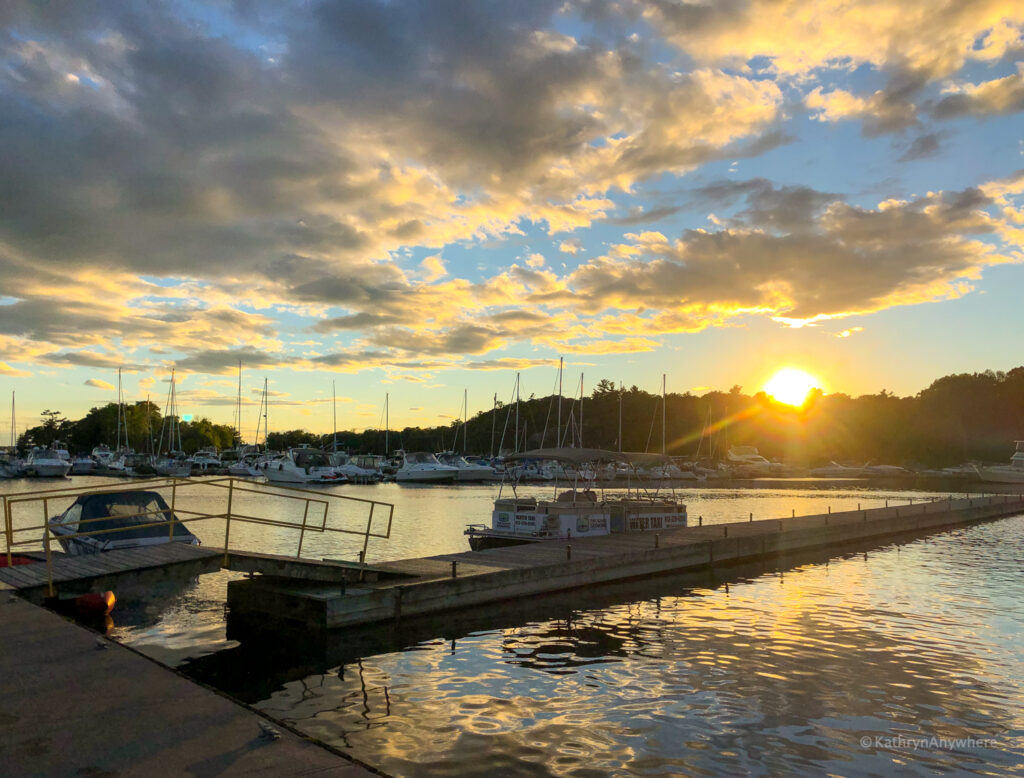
[14,367,1024,467]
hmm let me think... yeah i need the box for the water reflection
[182,519,1024,776]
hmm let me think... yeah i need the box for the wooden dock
[228,494,1024,630]
[0,543,409,603]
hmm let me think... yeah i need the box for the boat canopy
[51,491,196,542]
[506,448,674,466]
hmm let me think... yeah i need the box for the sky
[1,0,1023,442]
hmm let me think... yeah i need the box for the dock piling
[451,561,458,578]
[566,545,572,561]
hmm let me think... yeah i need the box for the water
[3,477,1022,775]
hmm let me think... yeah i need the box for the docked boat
[809,461,867,478]
[48,490,199,555]
[70,455,97,475]
[189,449,222,475]
[0,448,19,478]
[24,446,71,478]
[395,451,459,483]
[975,442,1024,484]
[261,447,346,484]
[465,448,687,551]
[436,452,498,482]
[227,452,266,478]
[726,445,773,477]
[154,453,192,477]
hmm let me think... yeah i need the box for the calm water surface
[3,477,1022,775]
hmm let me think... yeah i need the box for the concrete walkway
[0,587,378,777]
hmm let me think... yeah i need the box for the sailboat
[154,369,191,477]
[0,392,20,478]
[437,389,498,481]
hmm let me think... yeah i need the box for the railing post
[44,525,54,599]
[170,481,178,540]
[4,497,12,568]
[297,499,310,558]
[223,479,234,567]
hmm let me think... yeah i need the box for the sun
[764,368,821,407]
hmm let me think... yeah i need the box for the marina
[1,473,1023,775]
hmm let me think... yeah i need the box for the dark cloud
[898,133,942,161]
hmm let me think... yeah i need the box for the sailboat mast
[332,380,337,452]
[262,378,269,449]
[490,392,496,458]
[618,382,623,453]
[385,392,389,455]
[557,357,562,448]
[514,373,520,454]
[661,373,666,456]
[463,388,468,453]
[10,390,15,447]
[579,373,584,448]
[236,360,242,446]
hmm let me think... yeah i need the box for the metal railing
[1,477,395,595]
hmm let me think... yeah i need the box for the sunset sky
[1,1,1023,440]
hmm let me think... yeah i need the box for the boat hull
[976,467,1024,484]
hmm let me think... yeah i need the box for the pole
[490,392,497,458]
[662,373,666,456]
[515,373,520,454]
[557,357,563,447]
[332,380,337,452]
[385,392,389,455]
[618,382,623,453]
[579,373,584,448]
[236,360,242,446]
[464,388,468,453]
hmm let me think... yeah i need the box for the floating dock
[228,494,1024,630]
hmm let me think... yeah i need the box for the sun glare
[764,368,821,407]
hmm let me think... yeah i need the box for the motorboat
[111,452,157,478]
[261,447,346,484]
[327,452,382,484]
[227,452,266,478]
[726,445,773,477]
[466,448,687,550]
[809,461,868,478]
[70,455,97,475]
[975,442,1024,484]
[189,449,222,475]
[91,445,115,468]
[436,452,498,482]
[862,464,914,477]
[48,490,199,555]
[395,451,459,483]
[153,452,192,477]
[23,447,71,478]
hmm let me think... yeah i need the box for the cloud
[932,66,1024,119]
[560,239,583,254]
[84,378,115,390]
[566,183,1011,325]
[526,253,546,267]
[420,255,447,282]
[0,362,30,377]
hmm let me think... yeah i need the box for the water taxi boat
[465,448,687,550]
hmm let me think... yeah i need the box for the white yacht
[466,448,687,550]
[227,452,266,478]
[395,451,459,483]
[189,449,222,475]
[91,444,115,468]
[975,441,1024,484]
[809,461,868,478]
[436,452,498,482]
[261,447,346,485]
[23,447,72,478]
[726,445,773,477]
[70,455,97,475]
[154,452,192,477]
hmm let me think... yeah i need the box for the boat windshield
[293,450,331,467]
[407,452,439,465]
